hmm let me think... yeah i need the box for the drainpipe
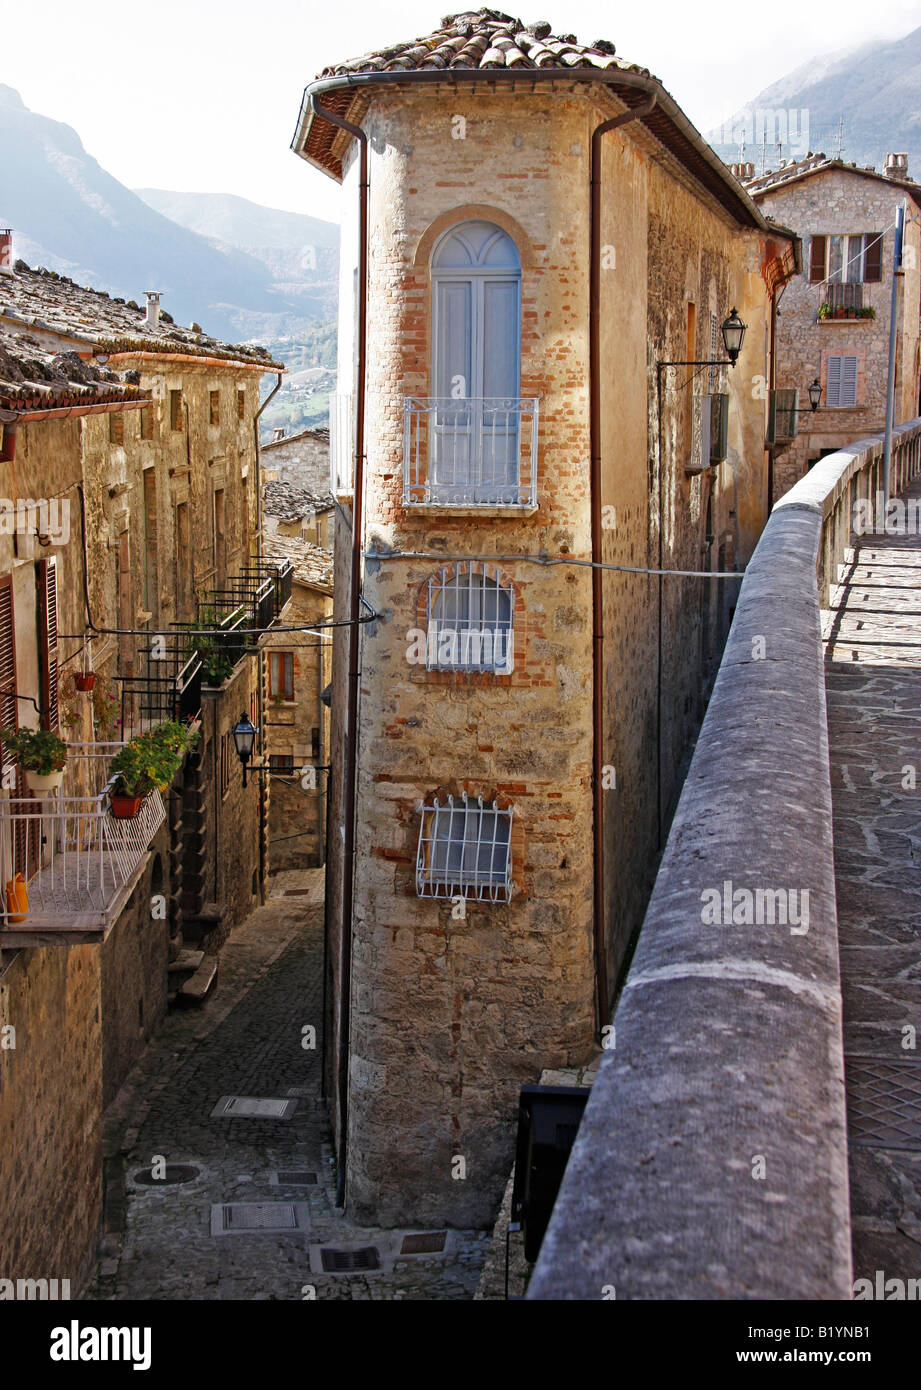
[253,372,283,906]
[589,94,656,1032]
[310,91,368,1208]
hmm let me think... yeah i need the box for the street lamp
[231,713,258,787]
[808,378,822,412]
[720,308,747,365]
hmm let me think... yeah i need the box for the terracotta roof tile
[0,264,283,369]
[317,9,647,80]
[0,324,149,415]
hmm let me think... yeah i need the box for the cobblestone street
[87,871,488,1301]
[825,475,921,1287]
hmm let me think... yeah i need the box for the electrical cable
[365,548,745,581]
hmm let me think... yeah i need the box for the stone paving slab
[824,478,921,1292]
[87,870,488,1301]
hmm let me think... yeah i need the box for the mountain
[0,85,336,346]
[707,25,921,175]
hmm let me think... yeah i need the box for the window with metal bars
[416,792,513,902]
[426,564,513,673]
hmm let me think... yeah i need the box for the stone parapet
[529,416,921,1300]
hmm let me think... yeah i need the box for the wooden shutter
[826,356,842,408]
[37,556,59,732]
[0,575,16,740]
[826,355,858,408]
[864,232,883,283]
[809,235,826,283]
[842,355,859,407]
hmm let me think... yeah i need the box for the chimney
[145,291,161,328]
[0,228,13,276]
[272,428,285,442]
[885,152,909,179]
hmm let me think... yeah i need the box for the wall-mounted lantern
[808,378,822,412]
[232,713,259,787]
[720,308,747,365]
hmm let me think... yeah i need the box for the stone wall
[753,169,921,499]
[325,82,785,1229]
[0,944,102,1294]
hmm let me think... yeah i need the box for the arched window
[428,220,522,503]
[416,792,513,902]
[425,563,514,673]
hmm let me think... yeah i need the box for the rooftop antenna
[834,115,844,160]
[761,126,767,176]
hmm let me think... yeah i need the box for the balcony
[403,397,539,511]
[818,283,869,321]
[118,640,203,740]
[0,744,166,943]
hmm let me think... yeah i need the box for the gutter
[308,90,369,1211]
[589,95,657,1031]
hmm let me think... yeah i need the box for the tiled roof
[264,477,334,521]
[318,10,644,78]
[262,530,333,592]
[741,153,921,208]
[262,424,329,453]
[0,263,283,369]
[0,323,149,416]
[294,11,768,230]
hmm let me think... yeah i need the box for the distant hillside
[708,25,921,175]
[0,84,331,346]
[134,188,339,335]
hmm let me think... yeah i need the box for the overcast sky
[6,0,921,226]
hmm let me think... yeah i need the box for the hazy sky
[5,0,921,226]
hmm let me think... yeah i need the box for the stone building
[262,529,333,869]
[0,260,288,1290]
[738,152,921,499]
[293,10,799,1228]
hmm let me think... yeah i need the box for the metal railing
[403,397,539,508]
[822,282,865,318]
[0,743,166,931]
[118,639,203,739]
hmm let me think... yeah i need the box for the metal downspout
[589,95,657,1032]
[310,92,368,1209]
[253,372,283,907]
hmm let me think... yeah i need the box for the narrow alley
[87,871,488,1301]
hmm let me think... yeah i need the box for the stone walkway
[87,870,488,1301]
[824,476,921,1289]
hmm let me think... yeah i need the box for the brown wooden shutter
[809,235,826,282]
[864,232,883,283]
[37,556,59,732]
[0,574,17,739]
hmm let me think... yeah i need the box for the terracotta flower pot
[25,767,65,793]
[110,792,143,820]
[75,673,96,691]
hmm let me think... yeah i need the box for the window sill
[403,502,538,518]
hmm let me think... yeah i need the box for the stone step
[177,955,218,1006]
[167,948,204,975]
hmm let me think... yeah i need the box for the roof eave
[292,68,769,231]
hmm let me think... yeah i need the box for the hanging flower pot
[110,791,143,820]
[4,872,29,923]
[25,767,65,793]
[75,673,96,691]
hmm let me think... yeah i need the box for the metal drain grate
[400,1232,447,1255]
[320,1246,381,1273]
[276,1171,318,1186]
[133,1164,200,1186]
[847,1058,921,1151]
[211,1203,307,1235]
[210,1095,298,1120]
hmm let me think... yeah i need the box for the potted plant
[0,726,68,792]
[108,721,200,819]
[859,305,876,320]
[817,303,832,321]
[74,639,96,691]
[92,676,122,742]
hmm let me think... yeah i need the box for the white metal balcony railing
[329,392,354,497]
[0,744,166,932]
[404,397,539,508]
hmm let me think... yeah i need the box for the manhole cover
[211,1203,307,1235]
[320,1246,381,1273]
[847,1057,921,1151]
[133,1164,200,1186]
[276,1171,318,1186]
[210,1095,298,1120]
[400,1232,446,1255]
